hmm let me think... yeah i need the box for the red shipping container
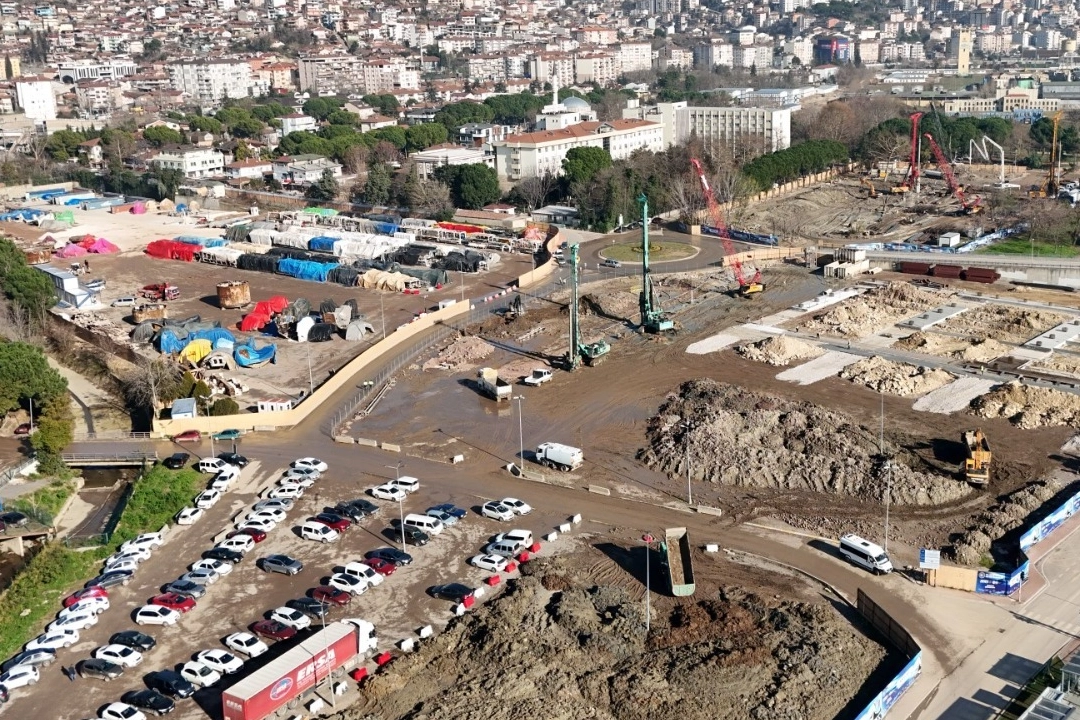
[375,652,393,666]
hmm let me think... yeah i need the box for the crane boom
[923,133,981,213]
[689,158,763,296]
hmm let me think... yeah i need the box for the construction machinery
[662,527,696,597]
[923,133,983,214]
[969,135,1019,189]
[961,428,991,487]
[892,111,925,194]
[637,192,673,333]
[689,158,765,298]
[1030,110,1064,198]
[860,177,878,198]
[566,243,609,369]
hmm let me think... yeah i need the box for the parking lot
[6,449,566,720]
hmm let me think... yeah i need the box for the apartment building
[280,113,317,135]
[150,147,226,178]
[675,106,791,154]
[468,54,509,82]
[616,42,653,74]
[57,59,138,84]
[298,54,364,93]
[15,77,56,121]
[168,60,253,104]
[272,154,342,186]
[527,53,575,88]
[493,119,663,180]
[574,51,617,86]
[74,81,122,116]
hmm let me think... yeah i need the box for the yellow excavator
[962,429,991,487]
[860,177,877,198]
[1030,111,1063,198]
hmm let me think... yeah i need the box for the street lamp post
[883,460,893,553]
[380,293,386,340]
[682,421,693,506]
[320,612,335,708]
[642,533,653,633]
[386,462,405,548]
[512,395,525,468]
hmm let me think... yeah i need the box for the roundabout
[597,239,699,264]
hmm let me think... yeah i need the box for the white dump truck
[477,367,511,401]
[535,442,583,471]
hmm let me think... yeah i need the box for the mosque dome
[562,96,591,110]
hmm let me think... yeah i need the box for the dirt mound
[421,335,493,371]
[1031,353,1080,379]
[638,379,970,506]
[347,571,884,720]
[970,381,1080,429]
[950,477,1066,566]
[893,332,1009,362]
[840,356,955,396]
[797,282,948,339]
[736,335,823,366]
[937,304,1070,345]
[579,288,638,319]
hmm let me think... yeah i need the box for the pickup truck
[522,369,552,387]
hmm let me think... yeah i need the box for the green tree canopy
[434,163,500,209]
[44,130,86,161]
[0,238,56,319]
[188,115,223,134]
[362,94,400,116]
[251,102,291,122]
[302,97,343,121]
[142,126,183,147]
[434,102,495,136]
[357,162,392,205]
[405,123,449,152]
[562,147,612,186]
[742,139,849,190]
[0,342,67,414]
[305,168,340,201]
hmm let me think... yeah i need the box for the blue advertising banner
[976,571,1011,596]
[1020,487,1080,551]
[854,652,923,720]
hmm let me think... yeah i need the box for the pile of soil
[579,288,639,319]
[797,282,948,339]
[1031,352,1080,378]
[421,335,493,371]
[893,332,1010,363]
[736,335,822,366]
[839,356,955,396]
[970,381,1080,429]
[936,305,1070,345]
[347,569,884,720]
[950,477,1066,566]
[68,312,139,349]
[638,379,970,506]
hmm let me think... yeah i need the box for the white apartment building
[280,114,317,135]
[151,147,226,178]
[272,154,343,185]
[224,159,272,180]
[15,78,56,121]
[785,38,815,65]
[493,119,663,181]
[57,59,138,84]
[412,146,494,179]
[298,54,363,94]
[527,53,576,88]
[976,31,1012,55]
[1035,29,1062,50]
[733,45,772,69]
[574,51,617,86]
[622,100,685,149]
[363,60,419,93]
[616,42,653,74]
[657,46,694,71]
[168,60,253,104]
[695,41,734,70]
[675,106,791,155]
[468,54,509,82]
[74,81,121,116]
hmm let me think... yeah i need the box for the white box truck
[535,442,583,471]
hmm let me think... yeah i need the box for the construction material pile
[351,565,883,720]
[936,304,1069,345]
[1031,353,1080,378]
[797,282,947,339]
[839,356,955,396]
[970,381,1080,429]
[422,334,493,371]
[639,379,969,506]
[66,312,137,348]
[736,335,822,366]
[893,332,1009,363]
[950,476,1065,566]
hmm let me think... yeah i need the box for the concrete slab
[793,288,863,314]
[775,351,862,385]
[1025,318,1080,351]
[912,377,998,414]
[686,324,771,354]
[899,303,969,331]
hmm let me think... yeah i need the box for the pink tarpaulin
[88,238,119,254]
[131,202,146,215]
[57,244,88,258]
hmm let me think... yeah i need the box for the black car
[393,526,430,547]
[161,453,190,470]
[217,452,248,467]
[260,554,303,575]
[365,547,413,566]
[344,498,379,516]
[428,583,475,603]
[0,512,28,528]
[122,689,176,715]
[286,597,330,620]
[203,547,243,564]
[86,570,134,589]
[145,670,195,699]
[330,503,367,522]
[110,630,156,652]
[76,658,124,681]
[162,580,206,599]
[314,511,349,528]
[428,503,468,520]
[1,648,55,672]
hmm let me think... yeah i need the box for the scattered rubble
[936,304,1070,345]
[421,335,493,371]
[839,356,955,396]
[1030,352,1080,379]
[63,311,137,348]
[969,381,1080,429]
[639,379,971,506]
[796,282,948,339]
[735,335,823,366]
[950,476,1066,566]
[893,332,1010,363]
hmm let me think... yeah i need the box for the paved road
[867,250,1080,270]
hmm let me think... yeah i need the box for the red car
[63,586,108,608]
[150,592,196,613]
[310,513,351,532]
[362,558,396,576]
[251,620,296,641]
[14,423,31,436]
[227,528,267,543]
[311,586,352,606]
[172,430,201,443]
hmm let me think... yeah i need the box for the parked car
[331,503,369,522]
[393,526,429,547]
[500,497,532,515]
[195,649,243,675]
[424,509,456,527]
[278,476,314,490]
[428,503,467,520]
[343,498,379,516]
[76,658,123,682]
[134,605,180,627]
[48,608,98,632]
[269,485,303,500]
[310,512,351,532]
[0,512,29,528]
[99,702,147,720]
[327,573,366,595]
[208,471,238,492]
[254,498,293,512]
[388,476,420,493]
[470,554,509,573]
[216,535,254,554]
[224,632,268,658]
[311,586,352,606]
[286,598,330,620]
[292,457,328,472]
[145,670,195,699]
[362,558,396,576]
[281,467,320,482]
[106,547,151,566]
[250,620,296,642]
[428,583,475,603]
[171,430,201,443]
[1,648,55,672]
[0,664,39,688]
[365,547,413,566]
[121,533,164,553]
[300,521,339,544]
[121,689,175,716]
[481,501,514,522]
[111,296,136,307]
[195,490,221,509]
[63,585,108,608]
[174,508,203,525]
[179,568,218,586]
[260,554,302,575]
[211,429,242,441]
[370,484,405,501]
[162,453,189,470]
[237,517,276,534]
[102,558,140,575]
[226,527,267,543]
[13,423,30,436]
[150,593,196,613]
[85,570,134,589]
[269,607,311,631]
[61,596,109,616]
[162,580,205,599]
[93,644,143,668]
[494,529,534,549]
[246,508,287,524]
[179,660,220,688]
[109,631,156,652]
[191,558,232,576]
[217,452,248,467]
[202,547,243,564]
[25,629,79,652]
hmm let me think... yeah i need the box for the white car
[328,572,367,595]
[175,507,204,525]
[281,467,320,482]
[247,508,287,524]
[180,569,218,586]
[469,554,510,573]
[192,558,232,576]
[195,489,222,509]
[93,644,143,668]
[300,521,339,544]
[494,529,535,548]
[26,629,79,652]
[217,535,254,554]
[180,660,220,688]
[61,596,109,616]
[99,702,147,720]
[481,501,514,522]
[208,474,237,493]
[269,607,311,630]
[106,547,151,566]
[293,457,328,473]
[225,632,268,658]
[134,605,180,626]
[238,517,277,533]
[277,475,314,490]
[269,485,304,500]
[48,609,98,632]
[0,663,39,689]
[196,648,243,675]
[103,558,140,575]
[500,498,532,515]
[389,476,420,493]
[254,498,293,511]
[370,484,406,502]
[120,533,164,553]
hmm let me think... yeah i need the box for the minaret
[551,70,559,106]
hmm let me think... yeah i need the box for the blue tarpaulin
[308,236,338,253]
[188,328,235,346]
[371,222,399,235]
[157,329,185,355]
[278,258,338,282]
[176,235,226,247]
[234,339,277,367]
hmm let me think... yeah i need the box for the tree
[44,130,85,162]
[405,123,449,152]
[357,162,392,205]
[407,171,454,218]
[188,115,223,134]
[121,358,182,421]
[562,147,612,186]
[209,398,239,416]
[435,163,500,209]
[340,144,369,174]
[302,97,340,121]
[515,173,555,210]
[143,126,183,147]
[305,168,340,201]
[0,238,56,322]
[30,393,73,474]
[0,342,67,415]
[362,94,400,116]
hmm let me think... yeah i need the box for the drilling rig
[892,111,924,194]
[1030,110,1063,198]
[638,193,673,333]
[565,243,610,370]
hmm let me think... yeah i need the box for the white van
[484,540,523,558]
[197,458,228,474]
[341,561,382,587]
[300,521,339,544]
[403,513,443,536]
[838,534,893,575]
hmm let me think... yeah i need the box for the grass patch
[602,241,697,263]
[997,656,1063,720]
[108,465,201,548]
[9,478,77,522]
[977,237,1080,258]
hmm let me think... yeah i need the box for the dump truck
[962,429,991,486]
[535,442,583,471]
[476,367,511,401]
[661,527,695,596]
[140,283,180,301]
[522,369,552,387]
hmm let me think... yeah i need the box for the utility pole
[513,395,525,468]
[385,462,405,548]
[682,421,693,505]
[642,533,653,633]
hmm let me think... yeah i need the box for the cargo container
[222,621,375,720]
[898,261,931,275]
[662,527,696,596]
[930,264,962,278]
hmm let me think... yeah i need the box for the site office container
[222,623,366,720]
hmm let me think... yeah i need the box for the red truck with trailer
[222,621,376,720]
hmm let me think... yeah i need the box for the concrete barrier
[706,544,720,552]
[558,523,571,533]
[418,625,433,639]
[570,514,582,524]
[381,443,401,452]
[451,454,464,464]
[545,532,558,542]
[695,505,724,517]
[399,638,415,652]
[333,435,355,444]
[588,485,610,496]
[356,437,378,447]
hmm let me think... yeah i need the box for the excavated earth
[796,282,949,339]
[736,335,823,366]
[970,381,1080,429]
[840,356,955,397]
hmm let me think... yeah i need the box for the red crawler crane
[923,133,982,214]
[689,158,764,297]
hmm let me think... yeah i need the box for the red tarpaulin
[145,240,200,261]
[240,312,269,332]
[267,295,288,313]
[436,222,485,235]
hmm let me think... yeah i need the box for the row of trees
[742,139,849,191]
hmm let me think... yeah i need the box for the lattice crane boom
[689,158,761,290]
[923,133,981,212]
